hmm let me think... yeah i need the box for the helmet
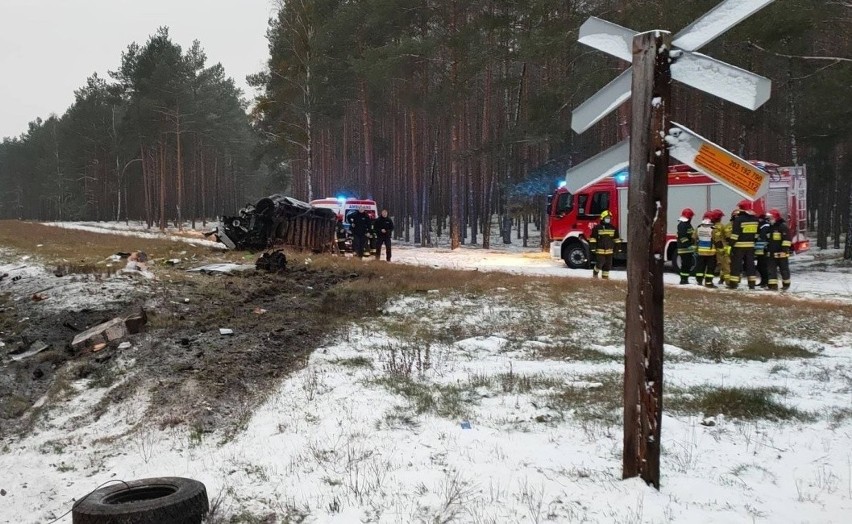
[600,210,611,219]
[711,209,724,221]
[681,208,695,219]
[737,199,753,211]
[768,208,782,221]
[702,211,713,220]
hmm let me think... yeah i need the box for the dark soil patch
[0,288,146,436]
[135,265,353,435]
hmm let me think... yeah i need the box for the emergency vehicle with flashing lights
[547,162,809,269]
[310,197,379,252]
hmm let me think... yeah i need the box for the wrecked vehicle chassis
[212,195,337,251]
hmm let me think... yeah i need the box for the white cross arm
[578,17,636,62]
[564,139,630,194]
[571,69,633,134]
[671,52,772,110]
[673,0,776,52]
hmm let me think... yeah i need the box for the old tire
[562,242,589,269]
[72,477,208,524]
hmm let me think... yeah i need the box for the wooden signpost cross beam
[567,0,777,489]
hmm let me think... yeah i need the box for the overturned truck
[210,195,338,251]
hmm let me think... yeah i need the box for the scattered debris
[186,263,254,275]
[92,343,107,353]
[253,308,268,315]
[118,342,132,350]
[31,293,47,302]
[219,328,234,336]
[255,250,287,273]
[10,340,50,362]
[701,417,717,427]
[166,258,182,265]
[71,310,147,352]
[0,489,6,496]
[460,420,472,430]
[0,273,7,282]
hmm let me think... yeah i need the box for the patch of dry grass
[0,220,236,267]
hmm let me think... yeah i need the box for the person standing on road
[766,208,793,290]
[727,200,760,290]
[589,210,618,280]
[347,208,373,258]
[692,211,719,288]
[677,208,696,284]
[373,209,394,262]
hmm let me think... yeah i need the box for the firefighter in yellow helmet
[589,209,618,279]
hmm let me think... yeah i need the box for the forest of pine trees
[1,1,850,254]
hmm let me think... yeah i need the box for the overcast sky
[0,0,275,139]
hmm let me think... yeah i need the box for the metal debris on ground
[71,310,147,352]
[186,263,255,275]
[255,250,287,273]
[10,340,49,362]
[219,328,234,335]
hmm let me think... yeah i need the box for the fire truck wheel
[668,244,680,273]
[562,243,589,269]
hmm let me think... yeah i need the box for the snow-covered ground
[3,221,848,522]
[2,290,851,523]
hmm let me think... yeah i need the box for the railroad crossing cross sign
[567,0,776,198]
[566,0,777,489]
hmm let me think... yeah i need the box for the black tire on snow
[72,477,208,524]
[562,242,590,269]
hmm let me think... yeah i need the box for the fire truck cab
[547,163,809,269]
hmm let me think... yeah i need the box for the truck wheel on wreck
[562,242,589,269]
[72,477,208,524]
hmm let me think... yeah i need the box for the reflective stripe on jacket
[677,220,696,254]
[694,222,716,256]
[767,220,792,258]
[590,223,618,255]
[729,212,759,248]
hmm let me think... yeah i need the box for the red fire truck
[547,163,809,269]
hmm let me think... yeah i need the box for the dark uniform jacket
[755,218,770,256]
[348,211,373,236]
[590,222,618,255]
[729,212,760,248]
[767,219,792,257]
[677,220,696,254]
[374,216,394,238]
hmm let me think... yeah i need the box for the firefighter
[766,208,792,290]
[589,210,618,279]
[677,208,696,284]
[373,209,394,261]
[754,213,771,287]
[713,208,730,285]
[727,200,760,289]
[692,211,718,288]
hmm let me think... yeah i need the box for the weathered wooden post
[565,0,777,490]
[622,31,671,487]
